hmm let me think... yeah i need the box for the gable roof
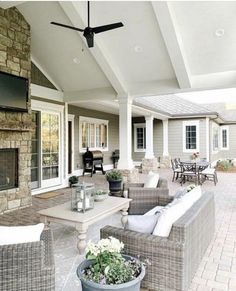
[134,95,216,118]
[202,103,236,123]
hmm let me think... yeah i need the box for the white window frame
[182,120,199,153]
[212,122,220,154]
[79,116,109,153]
[220,125,229,150]
[134,123,146,152]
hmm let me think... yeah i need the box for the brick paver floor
[1,169,236,291]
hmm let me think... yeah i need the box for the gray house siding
[68,105,119,171]
[210,121,236,162]
[132,118,163,162]
[168,118,207,161]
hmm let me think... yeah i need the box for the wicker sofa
[101,192,215,291]
[123,177,172,215]
[0,228,55,291]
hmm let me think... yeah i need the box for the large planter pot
[77,255,145,291]
[108,179,122,196]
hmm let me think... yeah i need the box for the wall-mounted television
[0,71,29,112]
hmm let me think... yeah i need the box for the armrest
[158,178,168,188]
[123,183,144,191]
[40,228,55,268]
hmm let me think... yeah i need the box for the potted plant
[106,170,123,196]
[69,175,79,187]
[77,237,145,291]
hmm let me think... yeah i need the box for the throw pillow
[144,172,159,188]
[152,186,202,237]
[0,223,44,246]
[126,215,159,234]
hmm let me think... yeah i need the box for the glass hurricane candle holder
[71,182,94,213]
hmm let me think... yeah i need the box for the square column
[117,95,134,170]
[145,115,154,159]
[162,119,169,156]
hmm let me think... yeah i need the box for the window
[134,123,146,152]
[221,126,229,150]
[183,121,199,152]
[212,123,219,152]
[80,116,108,151]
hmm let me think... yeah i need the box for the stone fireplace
[0,7,32,214]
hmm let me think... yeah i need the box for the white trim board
[31,84,64,103]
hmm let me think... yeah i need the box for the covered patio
[1,170,236,291]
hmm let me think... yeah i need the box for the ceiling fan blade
[85,34,94,48]
[51,22,84,32]
[92,22,124,34]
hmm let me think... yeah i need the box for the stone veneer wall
[0,7,32,214]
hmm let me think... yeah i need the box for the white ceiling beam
[31,84,64,102]
[151,2,192,89]
[59,1,127,96]
[64,87,116,103]
[31,55,62,91]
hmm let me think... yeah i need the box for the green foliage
[106,170,123,181]
[217,160,232,171]
[83,237,142,285]
[69,175,79,185]
[84,251,141,285]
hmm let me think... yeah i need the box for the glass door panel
[41,112,60,187]
[31,111,40,189]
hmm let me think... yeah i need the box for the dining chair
[171,159,182,182]
[180,162,200,186]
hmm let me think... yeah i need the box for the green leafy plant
[69,175,79,186]
[217,160,232,171]
[95,190,108,196]
[106,170,122,181]
[83,237,142,285]
[186,184,196,192]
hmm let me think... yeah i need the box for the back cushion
[126,215,159,234]
[153,186,202,237]
[144,172,159,188]
[0,223,44,246]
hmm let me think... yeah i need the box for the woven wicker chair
[0,228,55,291]
[123,178,171,215]
[101,192,215,291]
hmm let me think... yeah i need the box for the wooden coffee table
[38,196,132,254]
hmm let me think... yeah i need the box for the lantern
[71,182,94,212]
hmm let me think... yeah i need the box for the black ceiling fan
[51,1,124,48]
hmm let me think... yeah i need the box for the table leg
[40,216,50,229]
[76,228,88,255]
[121,207,129,227]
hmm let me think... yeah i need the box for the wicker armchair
[123,178,171,214]
[0,228,55,291]
[101,192,215,291]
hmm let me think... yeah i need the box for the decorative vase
[77,255,145,291]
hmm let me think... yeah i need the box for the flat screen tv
[0,71,29,112]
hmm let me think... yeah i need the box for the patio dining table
[180,160,211,185]
[183,160,210,171]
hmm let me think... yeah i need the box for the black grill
[83,149,105,177]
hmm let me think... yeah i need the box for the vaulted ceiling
[2,1,236,111]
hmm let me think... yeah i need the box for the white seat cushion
[126,215,159,234]
[201,168,215,175]
[153,186,202,237]
[0,223,44,246]
[144,172,159,188]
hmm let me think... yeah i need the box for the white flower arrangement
[86,236,124,257]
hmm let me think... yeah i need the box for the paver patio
[1,169,236,291]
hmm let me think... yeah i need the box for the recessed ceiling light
[215,28,224,37]
[134,45,143,53]
[73,57,80,64]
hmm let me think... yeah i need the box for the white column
[206,117,210,162]
[117,95,134,170]
[162,119,169,156]
[145,115,154,159]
